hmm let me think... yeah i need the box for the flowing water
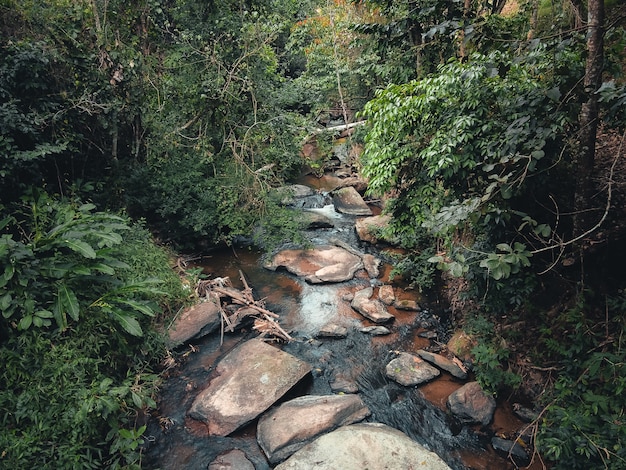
[143,173,538,470]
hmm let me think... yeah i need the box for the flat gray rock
[362,253,381,278]
[188,339,311,436]
[317,323,348,338]
[208,449,254,470]
[258,395,370,464]
[359,325,391,336]
[378,285,395,305]
[274,423,451,470]
[416,349,468,379]
[386,352,440,386]
[332,186,372,216]
[265,245,363,283]
[167,301,220,347]
[351,287,394,323]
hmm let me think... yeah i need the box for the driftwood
[197,270,292,343]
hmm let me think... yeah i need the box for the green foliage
[0,191,161,336]
[536,296,626,469]
[359,45,582,292]
[466,315,522,393]
[0,192,187,468]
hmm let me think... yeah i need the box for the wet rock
[330,373,359,393]
[351,287,394,323]
[302,211,335,229]
[385,352,440,386]
[331,186,372,216]
[359,325,391,336]
[341,292,354,302]
[276,184,316,205]
[317,323,348,338]
[355,214,392,244]
[419,330,438,339]
[416,349,468,380]
[447,330,477,362]
[393,299,421,311]
[274,423,452,470]
[512,403,539,423]
[167,301,220,347]
[447,381,496,426]
[208,449,255,470]
[188,339,311,436]
[334,175,369,193]
[378,285,395,305]
[362,254,381,279]
[265,245,363,284]
[258,395,370,464]
[491,436,530,466]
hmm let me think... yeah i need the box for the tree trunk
[573,0,604,240]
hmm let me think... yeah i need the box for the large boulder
[355,214,392,244]
[332,186,372,216]
[167,301,220,347]
[351,287,394,323]
[385,352,440,386]
[265,245,363,283]
[257,394,370,464]
[274,423,451,470]
[188,339,311,436]
[447,381,496,426]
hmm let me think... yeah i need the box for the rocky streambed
[143,175,538,470]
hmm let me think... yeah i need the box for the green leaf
[0,292,11,310]
[92,263,116,275]
[94,231,123,247]
[117,299,156,317]
[59,283,80,321]
[131,391,143,408]
[63,239,97,259]
[546,87,561,101]
[19,315,33,330]
[35,309,54,318]
[500,184,513,199]
[110,309,143,336]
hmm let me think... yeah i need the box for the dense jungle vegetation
[1,0,626,468]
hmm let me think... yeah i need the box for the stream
[143,165,537,469]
